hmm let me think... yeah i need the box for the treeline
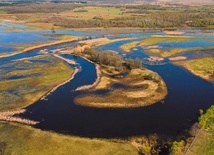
[83,49,142,72]
[40,12,214,28]
[6,3,79,13]
[3,3,214,28]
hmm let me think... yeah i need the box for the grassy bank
[75,67,167,108]
[186,105,214,155]
[175,57,214,82]
[0,35,80,59]
[140,35,193,46]
[0,122,137,155]
[0,55,74,111]
[120,41,139,52]
[138,36,214,57]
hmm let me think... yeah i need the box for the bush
[170,140,185,155]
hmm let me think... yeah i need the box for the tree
[170,140,185,155]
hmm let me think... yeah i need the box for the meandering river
[1,22,214,139]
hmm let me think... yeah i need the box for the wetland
[0,9,214,154]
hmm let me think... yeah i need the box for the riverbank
[175,57,214,82]
[0,122,137,155]
[75,61,101,91]
[75,67,167,108]
[0,55,74,111]
[41,68,79,101]
[0,109,38,125]
[23,37,80,53]
[53,54,76,65]
[120,41,139,52]
[0,37,80,59]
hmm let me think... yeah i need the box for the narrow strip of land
[0,109,38,125]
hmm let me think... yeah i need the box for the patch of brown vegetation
[75,67,167,108]
[0,109,38,125]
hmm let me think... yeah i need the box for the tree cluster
[84,49,142,72]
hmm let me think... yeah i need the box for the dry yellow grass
[75,68,167,108]
[95,76,117,89]
[0,122,138,155]
[120,41,139,52]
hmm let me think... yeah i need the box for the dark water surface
[19,55,214,139]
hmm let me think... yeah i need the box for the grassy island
[74,49,167,108]
[75,67,167,108]
[0,55,74,111]
[118,36,214,58]
[120,41,139,53]
[175,57,214,82]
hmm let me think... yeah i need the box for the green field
[175,57,214,82]
[0,123,137,155]
[186,105,214,155]
[61,6,126,20]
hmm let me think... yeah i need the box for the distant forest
[0,1,213,29]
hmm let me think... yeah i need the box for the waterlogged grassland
[146,46,214,57]
[0,35,80,58]
[0,123,137,155]
[186,105,214,155]
[0,55,73,111]
[75,67,167,108]
[175,57,214,82]
[139,36,214,57]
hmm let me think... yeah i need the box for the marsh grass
[175,57,214,82]
[0,122,137,155]
[140,35,193,46]
[0,55,73,111]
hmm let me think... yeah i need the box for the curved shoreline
[0,109,38,125]
[53,54,76,65]
[41,67,79,101]
[75,68,168,108]
[0,38,80,59]
[23,38,80,53]
[75,57,102,91]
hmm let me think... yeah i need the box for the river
[1,22,214,139]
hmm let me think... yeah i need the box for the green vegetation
[140,36,193,46]
[0,7,6,14]
[0,122,137,155]
[199,105,214,129]
[120,41,139,52]
[64,6,124,20]
[0,55,73,111]
[175,57,214,82]
[186,105,214,155]
[139,36,214,57]
[170,140,185,155]
[75,49,167,108]
[1,3,214,29]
